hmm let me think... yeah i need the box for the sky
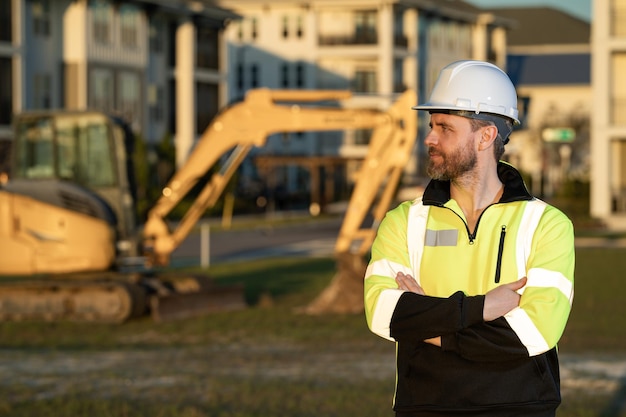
[464,0,592,22]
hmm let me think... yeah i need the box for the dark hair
[468,118,506,160]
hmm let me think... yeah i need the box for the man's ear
[479,125,498,150]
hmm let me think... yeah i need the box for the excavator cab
[0,111,247,322]
[7,111,138,257]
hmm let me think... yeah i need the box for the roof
[507,54,590,85]
[485,7,590,46]
[131,0,241,21]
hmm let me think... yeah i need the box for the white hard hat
[414,60,520,125]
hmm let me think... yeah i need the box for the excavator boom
[143,88,417,269]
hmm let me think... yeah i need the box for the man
[364,60,575,417]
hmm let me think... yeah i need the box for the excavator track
[0,272,247,323]
[0,278,146,323]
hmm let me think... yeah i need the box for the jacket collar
[421,161,533,206]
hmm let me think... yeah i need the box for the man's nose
[424,131,437,146]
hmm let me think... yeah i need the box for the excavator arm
[0,89,417,321]
[143,88,417,270]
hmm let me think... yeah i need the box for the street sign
[542,127,576,142]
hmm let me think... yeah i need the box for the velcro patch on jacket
[425,229,458,246]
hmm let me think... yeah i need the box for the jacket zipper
[494,225,507,283]
[442,205,491,244]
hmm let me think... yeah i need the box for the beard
[426,138,477,181]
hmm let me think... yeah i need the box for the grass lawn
[0,248,624,417]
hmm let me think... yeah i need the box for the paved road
[168,213,626,269]
[169,216,342,268]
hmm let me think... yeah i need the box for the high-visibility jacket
[364,162,575,417]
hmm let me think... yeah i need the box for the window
[611,139,626,213]
[197,26,219,70]
[76,117,116,187]
[149,85,164,122]
[353,70,376,93]
[296,16,303,38]
[237,21,243,41]
[13,114,117,187]
[251,17,258,40]
[196,82,218,134]
[612,52,626,125]
[251,64,259,88]
[282,16,289,38]
[14,117,55,179]
[393,59,404,92]
[34,73,51,109]
[120,4,139,48]
[117,70,141,126]
[90,0,112,44]
[13,118,121,188]
[281,63,289,87]
[167,21,177,67]
[236,63,244,91]
[89,68,114,112]
[296,62,305,87]
[0,0,11,42]
[393,9,407,47]
[355,11,377,43]
[355,129,372,146]
[32,0,51,37]
[56,119,78,180]
[149,19,164,53]
[168,79,176,132]
[0,57,11,125]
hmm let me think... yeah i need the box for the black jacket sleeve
[390,291,484,342]
[441,318,530,361]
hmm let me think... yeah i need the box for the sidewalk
[575,237,626,248]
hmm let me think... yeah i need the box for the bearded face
[426,132,478,181]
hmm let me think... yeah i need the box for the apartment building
[0,0,238,169]
[217,0,512,201]
[484,7,591,198]
[591,0,626,228]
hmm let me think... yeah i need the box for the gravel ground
[1,344,625,408]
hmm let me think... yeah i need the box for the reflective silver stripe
[505,307,550,356]
[365,259,414,281]
[407,199,429,285]
[515,199,547,279]
[512,199,559,355]
[425,229,458,246]
[365,258,415,341]
[527,268,574,305]
[370,288,406,341]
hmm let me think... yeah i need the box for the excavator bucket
[143,273,247,322]
[302,252,367,315]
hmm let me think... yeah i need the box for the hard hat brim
[412,103,520,126]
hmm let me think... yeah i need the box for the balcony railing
[319,32,378,45]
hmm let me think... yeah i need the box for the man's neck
[450,164,503,230]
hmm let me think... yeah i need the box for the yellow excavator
[0,88,416,322]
